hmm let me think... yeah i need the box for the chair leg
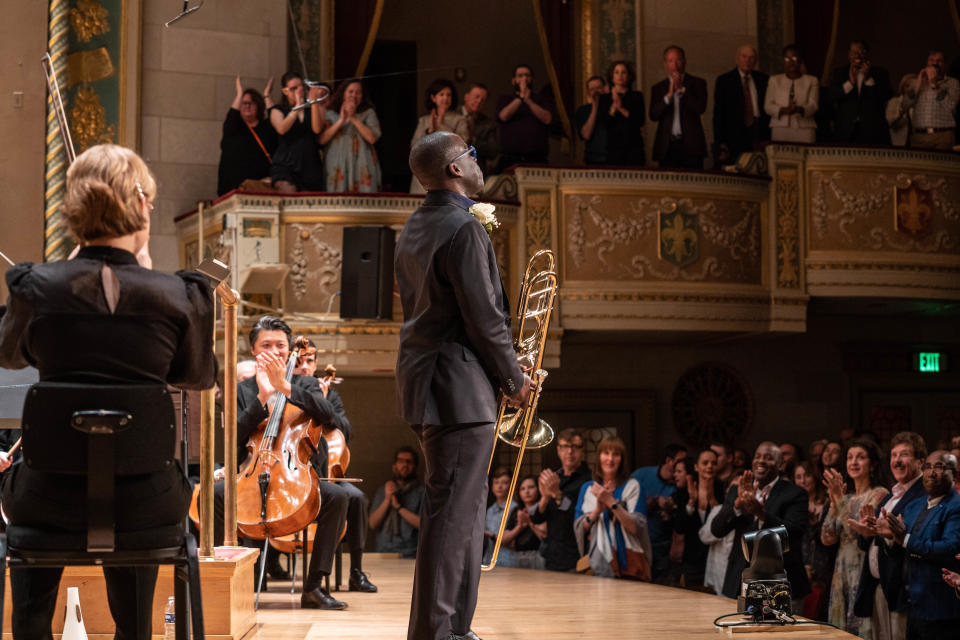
[302,527,309,595]
[184,534,205,640]
[0,534,7,635]
[255,537,269,610]
[175,567,188,640]
[334,543,342,592]
[289,545,297,595]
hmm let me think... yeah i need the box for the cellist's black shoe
[348,568,378,592]
[301,587,348,610]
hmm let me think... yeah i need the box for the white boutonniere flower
[469,202,499,234]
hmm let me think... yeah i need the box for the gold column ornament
[44,0,71,262]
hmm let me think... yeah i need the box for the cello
[235,337,321,539]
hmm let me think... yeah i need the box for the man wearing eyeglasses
[531,428,592,571]
[396,131,536,640]
[877,450,960,640]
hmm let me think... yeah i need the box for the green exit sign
[914,352,947,373]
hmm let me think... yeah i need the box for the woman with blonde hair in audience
[483,467,518,568]
[320,78,382,192]
[502,475,547,569]
[795,461,833,621]
[409,78,471,193]
[575,436,651,580]
[821,440,888,637]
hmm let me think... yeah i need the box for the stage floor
[248,554,853,639]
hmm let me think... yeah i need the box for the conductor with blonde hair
[0,144,216,638]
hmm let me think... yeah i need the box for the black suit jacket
[829,65,892,144]
[394,190,524,425]
[853,478,927,615]
[713,68,770,157]
[710,479,811,599]
[649,74,708,162]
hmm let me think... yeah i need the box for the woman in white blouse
[765,44,819,143]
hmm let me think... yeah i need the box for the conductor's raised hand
[505,372,536,409]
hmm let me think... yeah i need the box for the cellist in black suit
[395,132,535,640]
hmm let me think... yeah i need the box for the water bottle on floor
[163,596,176,640]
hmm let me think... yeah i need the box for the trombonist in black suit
[395,131,534,640]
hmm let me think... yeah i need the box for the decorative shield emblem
[658,205,699,268]
[894,183,933,235]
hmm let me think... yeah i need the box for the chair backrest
[21,382,175,475]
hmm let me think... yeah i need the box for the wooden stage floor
[247,554,853,639]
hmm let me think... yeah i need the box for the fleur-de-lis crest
[894,183,933,235]
[658,206,699,267]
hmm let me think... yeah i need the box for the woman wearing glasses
[320,78,382,193]
[764,44,819,143]
[410,78,471,194]
[217,76,278,195]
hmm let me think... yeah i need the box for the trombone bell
[498,412,554,449]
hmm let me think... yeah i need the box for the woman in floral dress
[320,78,382,192]
[821,440,888,638]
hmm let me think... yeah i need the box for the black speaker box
[340,226,395,319]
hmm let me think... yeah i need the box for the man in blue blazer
[851,432,928,640]
[879,450,960,640]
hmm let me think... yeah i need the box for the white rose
[469,202,499,231]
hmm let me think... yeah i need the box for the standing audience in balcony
[599,60,646,166]
[410,79,471,193]
[576,75,609,165]
[849,432,926,640]
[886,74,916,147]
[218,76,277,195]
[650,46,708,169]
[320,78,382,193]
[269,71,327,193]
[902,50,960,150]
[575,436,651,580]
[459,83,499,176]
[631,443,687,582]
[502,476,547,569]
[496,64,554,172]
[713,44,769,166]
[829,41,892,145]
[821,440,889,637]
[531,428,593,572]
[878,450,960,640]
[765,45,819,144]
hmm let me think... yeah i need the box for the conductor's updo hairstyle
[63,144,156,242]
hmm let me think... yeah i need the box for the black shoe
[301,587,348,610]
[266,561,290,580]
[348,568,378,592]
[451,633,483,640]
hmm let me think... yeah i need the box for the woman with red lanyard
[217,75,278,195]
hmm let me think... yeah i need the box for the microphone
[165,0,205,27]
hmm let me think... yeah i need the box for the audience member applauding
[484,467,518,568]
[902,50,960,150]
[794,461,834,621]
[709,441,735,492]
[575,75,610,165]
[672,449,725,588]
[649,45,708,169]
[600,60,646,166]
[531,428,592,572]
[269,71,327,192]
[780,441,804,479]
[711,442,810,612]
[878,451,960,640]
[765,44,819,144]
[370,446,424,558]
[575,436,651,580]
[496,64,554,172]
[829,40,892,145]
[821,439,888,637]
[218,76,277,195]
[631,443,687,582]
[820,439,844,477]
[849,432,926,640]
[459,83,498,176]
[320,78,382,192]
[502,475,547,569]
[699,471,741,596]
[410,79,470,193]
[713,44,769,166]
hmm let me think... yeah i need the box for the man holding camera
[903,50,960,150]
[829,40,892,145]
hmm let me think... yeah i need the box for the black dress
[672,481,727,588]
[217,108,278,196]
[600,89,646,166]
[0,245,216,638]
[268,104,324,191]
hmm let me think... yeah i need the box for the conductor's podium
[1,546,258,639]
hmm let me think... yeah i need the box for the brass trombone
[483,249,558,571]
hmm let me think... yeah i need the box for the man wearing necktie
[649,45,708,169]
[713,44,770,166]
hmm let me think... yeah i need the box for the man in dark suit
[710,441,811,611]
[851,431,927,640]
[879,450,960,640]
[396,131,534,640]
[649,45,708,169]
[829,40,892,145]
[713,44,769,166]
[235,316,352,610]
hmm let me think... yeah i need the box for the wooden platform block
[2,546,259,639]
